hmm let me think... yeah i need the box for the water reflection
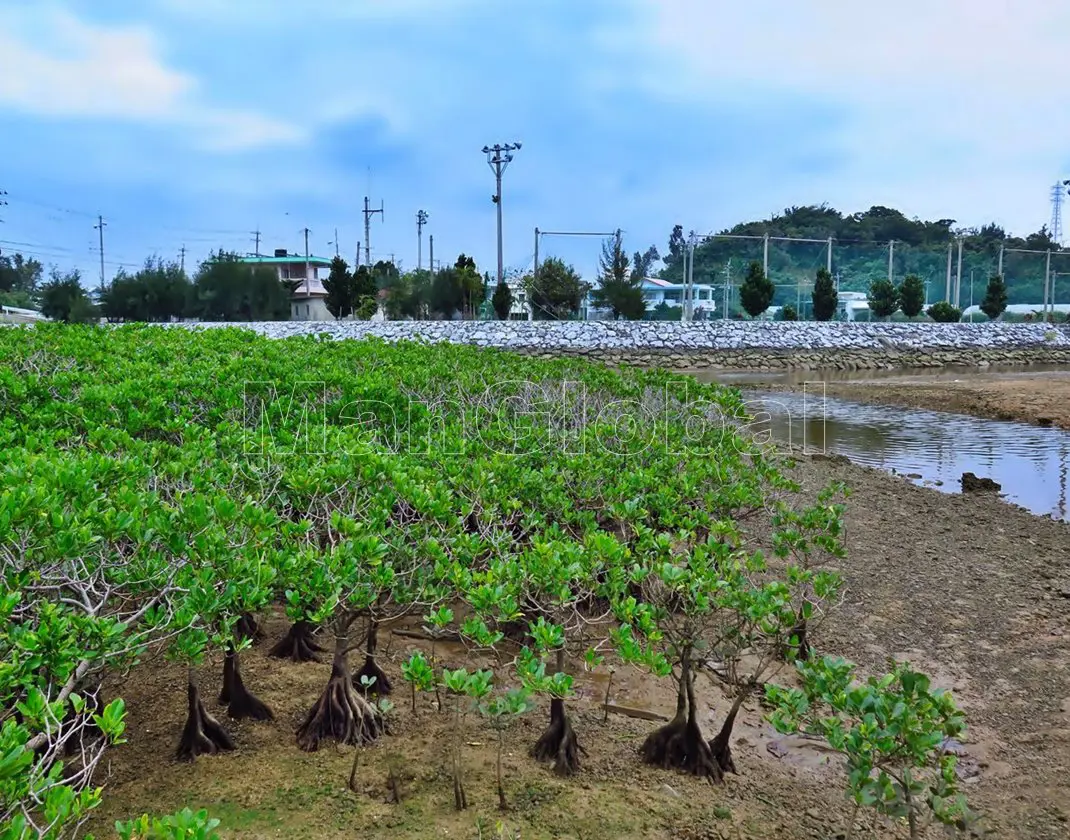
[737,387,1070,522]
[696,362,1070,388]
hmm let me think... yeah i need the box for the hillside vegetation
[661,205,1066,308]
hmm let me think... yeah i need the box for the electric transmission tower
[1051,181,1065,246]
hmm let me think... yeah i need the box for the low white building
[0,304,46,323]
[239,250,334,321]
[960,303,1070,321]
[641,278,717,317]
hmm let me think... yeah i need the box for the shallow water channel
[686,370,1070,522]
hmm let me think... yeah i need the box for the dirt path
[88,457,1070,840]
[786,371,1070,429]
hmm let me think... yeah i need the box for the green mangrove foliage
[0,323,956,832]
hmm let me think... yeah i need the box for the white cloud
[0,5,305,151]
[616,0,1070,232]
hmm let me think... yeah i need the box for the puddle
[690,362,1070,388]
[716,386,1070,522]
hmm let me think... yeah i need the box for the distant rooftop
[238,255,333,266]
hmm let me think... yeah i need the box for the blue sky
[2,0,1069,287]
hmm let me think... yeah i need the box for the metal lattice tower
[1050,181,1064,246]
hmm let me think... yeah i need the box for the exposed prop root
[296,663,385,752]
[236,613,262,644]
[530,698,585,776]
[219,649,273,721]
[268,620,324,663]
[177,681,235,762]
[353,656,393,696]
[708,726,738,775]
[642,715,723,782]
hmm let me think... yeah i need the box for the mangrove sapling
[506,535,618,776]
[768,657,978,840]
[521,623,585,776]
[422,605,455,711]
[400,650,436,714]
[612,524,841,779]
[768,483,848,662]
[479,687,534,811]
[442,668,493,811]
[347,682,394,794]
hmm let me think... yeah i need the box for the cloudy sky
[2,0,1068,285]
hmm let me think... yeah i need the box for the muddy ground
[88,456,1070,840]
[770,370,1070,430]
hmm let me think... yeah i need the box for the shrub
[780,304,799,321]
[927,301,962,323]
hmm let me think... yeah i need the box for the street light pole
[482,142,522,287]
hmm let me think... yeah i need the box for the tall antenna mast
[1053,181,1068,247]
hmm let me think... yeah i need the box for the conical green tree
[980,274,1008,320]
[898,275,925,318]
[739,261,774,318]
[811,268,838,321]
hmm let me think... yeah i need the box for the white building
[239,251,334,321]
[960,303,1070,321]
[0,304,46,323]
[641,278,717,317]
[839,291,871,322]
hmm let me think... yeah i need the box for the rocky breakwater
[175,320,1070,370]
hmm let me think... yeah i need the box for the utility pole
[680,237,689,321]
[179,245,186,275]
[722,259,732,320]
[826,236,833,275]
[363,197,384,267]
[955,237,964,309]
[416,210,429,270]
[945,241,953,302]
[94,215,107,294]
[1045,248,1052,316]
[251,229,261,259]
[301,227,311,295]
[887,239,895,282]
[329,228,340,258]
[482,142,522,286]
[763,232,770,279]
[998,244,1004,278]
[428,235,434,278]
[533,228,540,278]
[687,231,697,321]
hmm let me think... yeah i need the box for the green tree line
[661,205,1068,309]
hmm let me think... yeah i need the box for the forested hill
[659,205,1065,308]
